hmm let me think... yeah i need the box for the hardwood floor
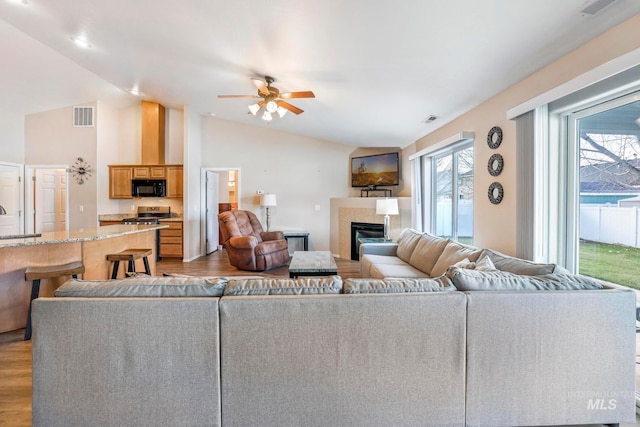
[0,329,31,427]
[0,250,360,426]
[157,249,361,279]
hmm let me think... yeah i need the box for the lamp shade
[261,194,277,207]
[248,103,260,115]
[376,198,398,215]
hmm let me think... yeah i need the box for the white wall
[201,117,353,252]
[0,110,25,164]
[25,103,98,229]
[96,101,122,216]
[116,103,141,164]
[166,109,184,164]
[183,106,202,261]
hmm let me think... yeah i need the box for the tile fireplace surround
[329,197,411,259]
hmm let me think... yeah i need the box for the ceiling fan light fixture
[266,100,278,113]
[277,106,288,118]
[248,103,260,115]
[220,76,314,121]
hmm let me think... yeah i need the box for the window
[567,94,640,289]
[413,141,473,243]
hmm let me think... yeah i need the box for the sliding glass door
[431,144,474,243]
[569,94,640,288]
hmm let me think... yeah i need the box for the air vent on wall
[423,115,438,124]
[581,0,615,15]
[73,106,94,127]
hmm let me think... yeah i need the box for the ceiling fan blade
[279,91,315,99]
[218,95,261,99]
[277,100,304,115]
[251,78,270,96]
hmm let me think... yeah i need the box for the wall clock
[69,157,92,184]
[487,126,503,149]
[488,182,504,205]
[487,153,504,177]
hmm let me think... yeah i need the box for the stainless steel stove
[122,217,160,225]
[137,206,171,219]
[121,206,171,261]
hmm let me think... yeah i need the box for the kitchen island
[0,224,166,333]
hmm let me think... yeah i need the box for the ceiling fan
[218,76,315,122]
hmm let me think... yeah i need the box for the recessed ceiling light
[6,0,28,5]
[127,88,143,96]
[70,36,92,49]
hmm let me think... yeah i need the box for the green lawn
[579,240,640,290]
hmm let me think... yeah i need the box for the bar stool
[24,261,85,340]
[106,248,153,279]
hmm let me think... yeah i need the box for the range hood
[141,100,165,164]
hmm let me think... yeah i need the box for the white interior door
[35,168,67,233]
[206,171,219,254]
[0,164,22,236]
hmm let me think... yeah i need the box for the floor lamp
[261,194,277,231]
[376,198,398,241]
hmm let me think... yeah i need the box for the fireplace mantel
[329,197,411,259]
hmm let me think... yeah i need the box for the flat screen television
[351,152,399,187]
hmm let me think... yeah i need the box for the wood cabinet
[141,101,165,165]
[133,166,166,179]
[159,221,183,258]
[109,166,133,199]
[166,166,183,198]
[108,164,182,199]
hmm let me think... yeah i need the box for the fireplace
[351,222,384,260]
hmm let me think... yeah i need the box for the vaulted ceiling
[1,0,639,147]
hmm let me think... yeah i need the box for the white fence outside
[433,203,639,247]
[435,199,473,238]
[580,205,640,248]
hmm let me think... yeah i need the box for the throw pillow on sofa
[223,276,343,295]
[343,276,456,293]
[54,277,228,297]
[473,255,496,271]
[446,267,604,291]
[477,249,568,275]
[408,232,450,276]
[430,240,483,277]
[396,228,423,263]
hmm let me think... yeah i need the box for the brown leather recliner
[218,210,290,271]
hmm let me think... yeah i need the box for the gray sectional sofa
[359,228,571,280]
[31,234,637,427]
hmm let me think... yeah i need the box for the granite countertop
[99,213,183,222]
[0,224,167,248]
[158,217,183,222]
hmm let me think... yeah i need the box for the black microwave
[132,179,166,197]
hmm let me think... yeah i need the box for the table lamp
[260,194,277,231]
[376,198,398,240]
